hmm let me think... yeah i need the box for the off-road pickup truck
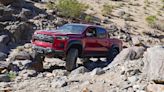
[32,23,122,71]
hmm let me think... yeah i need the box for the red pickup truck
[32,23,122,71]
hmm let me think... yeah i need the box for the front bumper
[33,45,65,57]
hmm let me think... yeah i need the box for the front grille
[33,34,54,43]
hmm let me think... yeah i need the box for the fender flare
[66,40,83,54]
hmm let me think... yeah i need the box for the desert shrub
[7,71,17,80]
[84,15,93,22]
[145,16,157,27]
[46,2,56,10]
[145,16,164,31]
[56,0,88,18]
[102,4,115,16]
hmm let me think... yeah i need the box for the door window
[96,28,106,38]
[86,28,97,37]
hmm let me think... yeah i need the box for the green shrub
[102,4,115,16]
[84,15,93,22]
[46,2,56,10]
[145,16,164,31]
[145,16,157,26]
[56,0,88,18]
[7,71,17,80]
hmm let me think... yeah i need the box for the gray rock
[0,82,10,88]
[19,69,37,77]
[0,74,10,82]
[143,45,164,83]
[9,51,31,61]
[0,44,9,53]
[70,66,89,75]
[24,43,32,49]
[0,35,10,45]
[52,69,68,76]
[0,6,15,22]
[51,76,67,88]
[90,68,105,75]
[105,46,145,70]
[5,22,34,43]
[117,10,126,17]
[127,76,139,84]
[19,8,35,21]
[132,36,141,46]
[0,62,9,71]
[146,84,164,92]
[0,52,7,61]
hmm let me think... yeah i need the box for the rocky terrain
[0,0,164,92]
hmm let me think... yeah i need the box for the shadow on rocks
[82,59,111,71]
[43,65,65,73]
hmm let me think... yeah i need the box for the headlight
[56,36,69,40]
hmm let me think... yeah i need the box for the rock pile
[0,45,163,92]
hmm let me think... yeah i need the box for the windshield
[56,24,87,34]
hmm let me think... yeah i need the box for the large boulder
[0,74,10,82]
[8,50,31,61]
[0,6,16,22]
[146,84,164,92]
[7,45,43,72]
[109,46,145,67]
[143,45,164,83]
[5,22,34,43]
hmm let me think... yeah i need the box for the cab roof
[66,23,104,29]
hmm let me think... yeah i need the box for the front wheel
[65,48,78,71]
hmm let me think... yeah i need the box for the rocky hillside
[0,0,164,92]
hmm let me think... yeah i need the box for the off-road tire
[107,48,119,62]
[65,48,78,71]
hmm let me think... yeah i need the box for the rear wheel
[65,48,78,71]
[107,48,119,62]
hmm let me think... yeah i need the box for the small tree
[46,2,56,10]
[145,16,157,27]
[84,15,93,22]
[56,0,88,18]
[102,4,115,16]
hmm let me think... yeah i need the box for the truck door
[83,27,99,55]
[96,27,109,55]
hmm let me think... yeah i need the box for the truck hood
[35,30,83,37]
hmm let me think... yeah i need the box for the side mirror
[86,32,93,37]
